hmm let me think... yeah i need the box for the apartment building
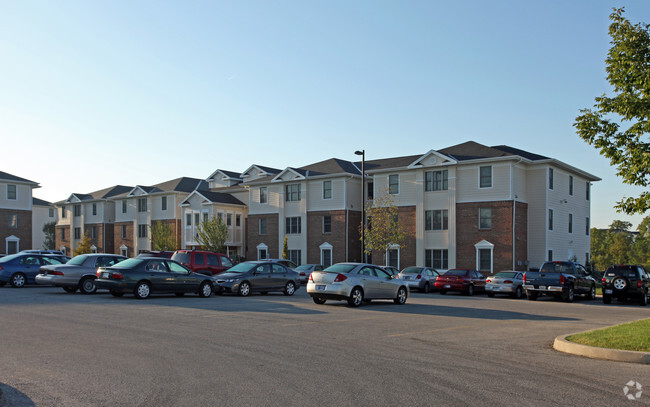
[0,171,39,254]
[55,185,132,255]
[32,197,57,250]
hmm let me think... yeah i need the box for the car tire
[603,294,612,304]
[110,290,124,297]
[347,287,363,307]
[587,284,596,301]
[312,297,326,305]
[199,281,212,298]
[421,283,430,294]
[284,281,296,296]
[10,273,26,288]
[640,289,648,306]
[563,285,574,303]
[465,285,474,296]
[487,292,495,298]
[175,293,185,297]
[394,286,408,305]
[134,281,151,300]
[526,291,538,301]
[439,290,447,295]
[63,286,77,293]
[79,277,97,294]
[238,281,251,297]
[512,286,523,299]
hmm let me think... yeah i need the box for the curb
[554,334,650,364]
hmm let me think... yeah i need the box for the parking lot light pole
[355,150,365,263]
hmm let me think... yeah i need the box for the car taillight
[560,275,565,285]
[334,274,347,282]
[504,280,513,284]
[486,278,492,283]
[0,265,3,271]
[638,280,643,288]
[52,271,64,276]
[416,274,422,279]
[111,272,123,280]
[602,277,607,285]
[300,272,306,277]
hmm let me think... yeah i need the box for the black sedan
[95,258,215,299]
[215,261,300,296]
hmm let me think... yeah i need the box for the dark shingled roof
[151,177,209,193]
[0,171,38,184]
[491,145,549,161]
[254,165,281,175]
[198,191,245,206]
[437,141,550,162]
[219,170,242,179]
[33,197,52,206]
[358,155,422,172]
[71,185,133,201]
[298,158,361,176]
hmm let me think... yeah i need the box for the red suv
[171,250,234,276]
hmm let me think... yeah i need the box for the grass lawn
[567,319,650,352]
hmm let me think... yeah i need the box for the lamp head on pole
[354,150,364,156]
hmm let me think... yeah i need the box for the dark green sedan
[95,258,215,299]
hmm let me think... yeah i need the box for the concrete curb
[554,333,650,364]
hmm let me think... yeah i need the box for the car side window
[359,267,372,276]
[374,268,390,279]
[207,254,220,266]
[41,257,64,265]
[194,253,205,265]
[272,264,286,273]
[97,257,109,267]
[315,266,323,271]
[167,261,188,273]
[256,264,271,273]
[19,256,39,265]
[221,256,233,268]
[146,260,167,272]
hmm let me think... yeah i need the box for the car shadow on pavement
[0,383,36,407]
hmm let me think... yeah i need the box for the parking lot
[0,286,648,406]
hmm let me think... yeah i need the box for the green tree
[42,221,56,250]
[74,231,93,256]
[282,235,289,260]
[196,216,228,252]
[575,8,650,214]
[360,188,407,262]
[149,220,177,251]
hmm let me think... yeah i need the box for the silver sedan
[485,271,524,298]
[307,263,409,307]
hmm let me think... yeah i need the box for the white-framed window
[7,184,16,200]
[387,245,400,269]
[549,168,554,190]
[48,208,54,217]
[475,240,494,273]
[285,217,301,234]
[586,217,590,236]
[186,213,192,227]
[259,218,267,235]
[425,210,448,231]
[548,209,554,231]
[288,249,301,266]
[236,214,241,227]
[586,182,590,200]
[479,208,492,230]
[568,213,573,234]
[259,187,267,204]
[479,166,492,188]
[425,249,448,269]
[60,228,65,240]
[138,224,147,238]
[61,206,67,218]
[122,200,127,213]
[548,249,553,261]
[138,198,147,212]
[74,205,81,217]
[320,243,333,267]
[323,215,332,233]
[7,213,17,229]
[257,243,268,260]
[162,196,167,211]
[226,213,232,227]
[122,225,127,238]
[425,170,448,192]
[92,203,97,216]
[367,182,374,200]
[90,226,97,239]
[388,175,399,195]
[202,212,208,223]
[120,244,128,257]
[74,227,81,240]
[285,184,301,201]
[569,176,574,195]
[6,235,19,255]
[323,180,332,200]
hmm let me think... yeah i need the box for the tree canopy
[360,188,407,260]
[150,220,177,251]
[589,218,650,270]
[74,231,93,256]
[575,8,650,214]
[42,221,56,250]
[196,216,228,253]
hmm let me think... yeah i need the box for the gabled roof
[241,164,282,179]
[0,171,38,185]
[32,197,52,207]
[180,190,246,207]
[408,150,458,168]
[272,167,307,182]
[360,155,423,172]
[436,141,550,162]
[207,169,242,181]
[490,145,549,161]
[130,177,209,196]
[298,158,361,176]
[64,185,132,203]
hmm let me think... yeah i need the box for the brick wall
[307,210,362,264]
[114,222,134,256]
[246,214,279,260]
[0,209,32,253]
[456,201,528,273]
[366,206,416,268]
[55,225,69,255]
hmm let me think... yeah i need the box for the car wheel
[238,281,251,297]
[421,283,430,294]
[347,287,363,307]
[199,281,212,298]
[603,294,612,304]
[439,290,447,295]
[175,293,185,297]
[526,291,538,301]
[640,289,648,306]
[312,297,326,305]
[10,273,26,288]
[79,277,97,294]
[110,290,124,297]
[63,286,77,293]
[612,277,628,291]
[487,292,495,298]
[563,285,574,303]
[284,281,296,296]
[134,281,151,299]
[587,284,596,301]
[394,286,407,305]
[512,286,524,299]
[466,285,474,296]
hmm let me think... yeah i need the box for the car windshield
[67,255,89,266]
[171,252,191,263]
[111,258,145,269]
[494,272,518,278]
[323,264,356,274]
[224,263,256,273]
[401,267,422,274]
[296,265,313,271]
[445,269,469,276]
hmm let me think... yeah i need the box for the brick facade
[456,201,528,273]
[1,209,32,254]
[307,210,362,264]
[114,222,134,257]
[367,205,416,268]
[246,214,279,260]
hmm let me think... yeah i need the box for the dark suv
[171,250,234,276]
[601,265,649,306]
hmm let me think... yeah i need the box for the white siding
[456,163,511,202]
[526,167,548,268]
[0,183,32,210]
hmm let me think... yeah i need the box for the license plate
[444,285,451,289]
[316,285,326,291]
[605,289,613,294]
[102,272,110,278]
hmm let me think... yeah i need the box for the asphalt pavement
[0,286,648,406]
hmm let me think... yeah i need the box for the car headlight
[226,278,240,283]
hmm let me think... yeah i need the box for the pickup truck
[523,261,596,302]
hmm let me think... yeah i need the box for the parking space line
[386,321,506,337]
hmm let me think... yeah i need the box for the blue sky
[1,1,648,229]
